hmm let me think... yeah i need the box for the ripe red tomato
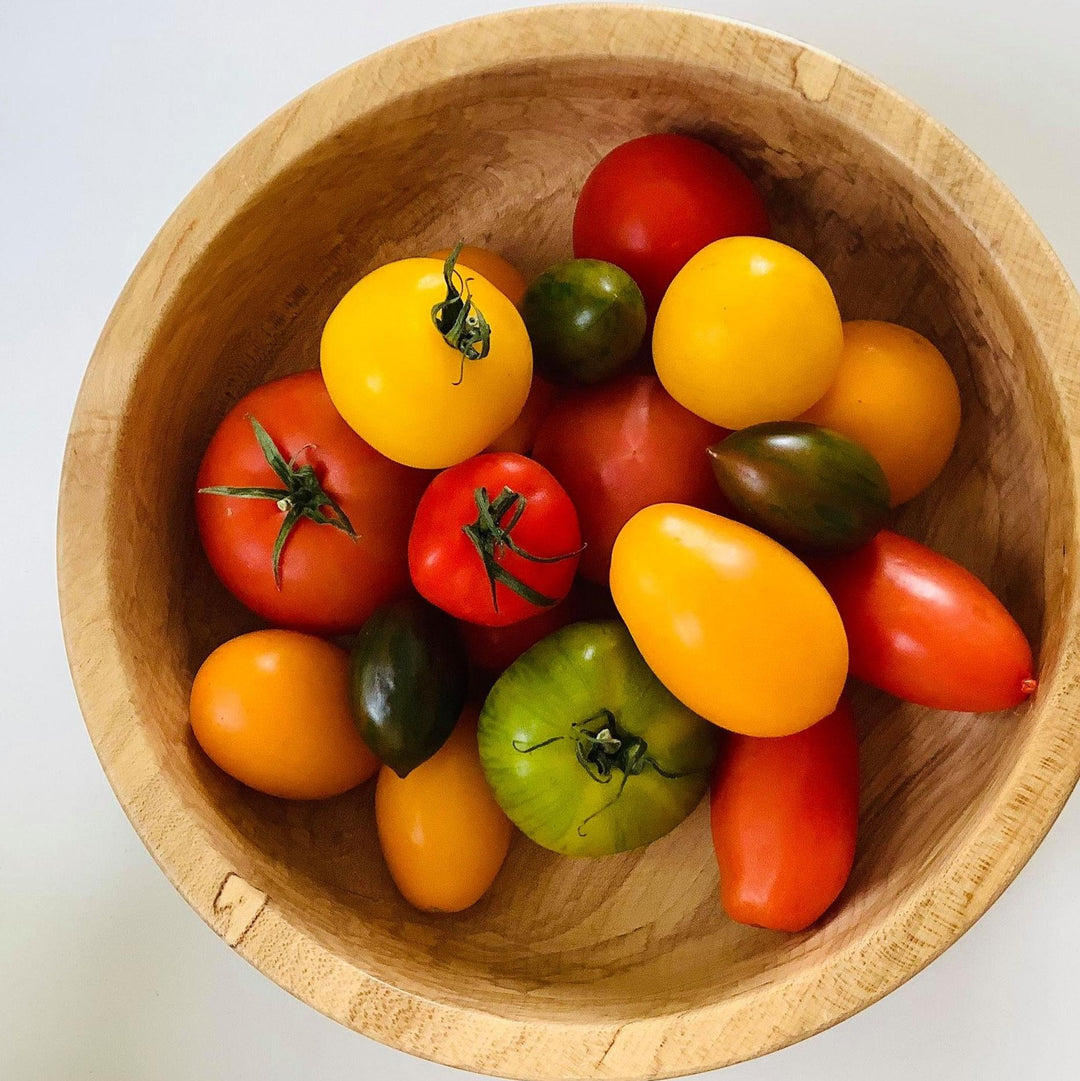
[815,530,1037,712]
[710,700,859,932]
[408,452,582,627]
[533,375,726,583]
[196,370,429,634]
[573,134,770,314]
[459,594,575,674]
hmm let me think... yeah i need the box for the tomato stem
[431,242,491,381]
[199,415,357,588]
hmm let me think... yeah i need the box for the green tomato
[478,621,718,856]
[708,421,891,552]
[522,259,646,386]
[349,598,467,777]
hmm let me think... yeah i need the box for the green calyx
[199,415,357,587]
[431,241,491,381]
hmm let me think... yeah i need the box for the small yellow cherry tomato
[427,245,528,309]
[799,320,961,505]
[610,504,848,737]
[321,252,532,469]
[653,237,843,429]
[375,709,513,912]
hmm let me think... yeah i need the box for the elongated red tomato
[710,701,858,932]
[815,530,1036,711]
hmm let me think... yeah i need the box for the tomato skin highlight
[710,701,859,932]
[573,133,770,314]
[195,370,428,635]
[376,709,512,912]
[814,530,1036,712]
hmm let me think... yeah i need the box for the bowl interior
[103,55,1064,1026]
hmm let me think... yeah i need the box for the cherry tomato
[485,376,559,455]
[533,375,725,583]
[610,504,849,736]
[376,709,512,912]
[427,245,528,309]
[654,237,844,429]
[459,594,575,674]
[196,370,428,634]
[799,320,962,505]
[573,133,770,313]
[710,701,859,932]
[189,630,379,799]
[409,452,582,627]
[815,530,1037,711]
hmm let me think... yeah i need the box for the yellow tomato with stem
[653,237,843,429]
[426,245,528,309]
[610,504,848,737]
[799,320,961,505]
[321,248,532,469]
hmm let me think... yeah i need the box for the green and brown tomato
[707,421,891,553]
[522,259,647,386]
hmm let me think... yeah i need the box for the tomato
[409,452,582,627]
[349,598,468,777]
[479,621,718,856]
[799,320,962,505]
[195,370,428,634]
[653,237,843,429]
[573,133,770,314]
[710,701,858,932]
[321,247,532,468]
[815,530,1036,711]
[426,245,528,309]
[376,709,512,912]
[190,630,378,799]
[610,504,848,736]
[486,376,559,455]
[707,421,891,552]
[459,595,574,675]
[533,375,724,583]
[522,259,646,385]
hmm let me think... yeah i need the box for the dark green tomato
[708,421,891,553]
[349,597,467,777]
[478,621,718,856]
[522,259,647,386]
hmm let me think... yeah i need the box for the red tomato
[196,370,429,634]
[459,594,574,674]
[573,134,770,314]
[485,376,560,455]
[533,375,726,583]
[710,701,859,933]
[815,530,1037,712]
[409,452,582,627]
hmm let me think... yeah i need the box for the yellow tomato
[376,709,513,912]
[190,630,379,799]
[426,245,528,309]
[321,255,532,468]
[610,504,848,737]
[799,320,961,505]
[653,237,843,429]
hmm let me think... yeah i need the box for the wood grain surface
[57,6,1080,1079]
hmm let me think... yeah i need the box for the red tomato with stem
[196,370,429,634]
[814,530,1037,712]
[710,700,859,933]
[533,375,726,583]
[409,453,583,627]
[574,134,770,314]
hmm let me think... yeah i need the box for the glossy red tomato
[196,370,429,634]
[409,452,582,627]
[533,375,726,583]
[573,134,770,314]
[710,700,859,932]
[815,530,1037,711]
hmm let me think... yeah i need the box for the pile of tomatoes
[189,134,1036,930]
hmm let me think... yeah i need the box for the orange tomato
[376,709,513,912]
[189,630,378,799]
[486,375,559,454]
[427,245,528,309]
[799,320,961,505]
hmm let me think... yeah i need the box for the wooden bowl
[58,6,1080,1078]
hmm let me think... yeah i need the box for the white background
[3,1,1078,1078]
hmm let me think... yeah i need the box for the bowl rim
[57,5,1080,1078]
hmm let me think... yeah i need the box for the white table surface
[3,1,1078,1077]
